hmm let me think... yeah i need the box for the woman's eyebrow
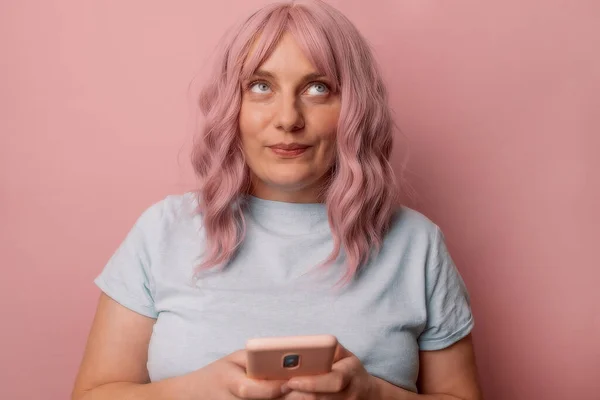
[251,69,276,79]
[250,69,327,82]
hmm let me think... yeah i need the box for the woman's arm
[73,293,294,400]
[373,335,483,400]
[71,293,190,400]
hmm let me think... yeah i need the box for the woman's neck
[249,181,324,204]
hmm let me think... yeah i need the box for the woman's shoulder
[385,205,441,243]
[133,192,200,235]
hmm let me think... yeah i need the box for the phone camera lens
[282,354,300,368]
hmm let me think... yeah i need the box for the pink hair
[192,0,398,282]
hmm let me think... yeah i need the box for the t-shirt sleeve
[94,204,160,319]
[418,227,474,351]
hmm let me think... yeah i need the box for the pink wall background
[1,1,598,399]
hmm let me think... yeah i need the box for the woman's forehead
[246,33,321,78]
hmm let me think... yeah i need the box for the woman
[72,1,482,399]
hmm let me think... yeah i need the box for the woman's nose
[275,96,305,132]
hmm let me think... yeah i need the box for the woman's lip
[269,147,310,157]
[269,144,310,150]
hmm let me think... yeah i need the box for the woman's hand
[182,350,291,399]
[282,345,379,400]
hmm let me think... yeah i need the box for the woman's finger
[332,343,352,363]
[281,391,344,400]
[226,349,248,368]
[285,368,351,393]
[229,376,291,399]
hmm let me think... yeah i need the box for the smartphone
[246,334,338,380]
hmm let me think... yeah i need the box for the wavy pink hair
[192,0,399,282]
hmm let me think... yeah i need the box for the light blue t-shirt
[95,193,473,392]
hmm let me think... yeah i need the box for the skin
[239,33,340,203]
[71,33,483,400]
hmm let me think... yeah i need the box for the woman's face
[239,33,341,203]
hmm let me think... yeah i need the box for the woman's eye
[249,82,271,93]
[305,82,329,95]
